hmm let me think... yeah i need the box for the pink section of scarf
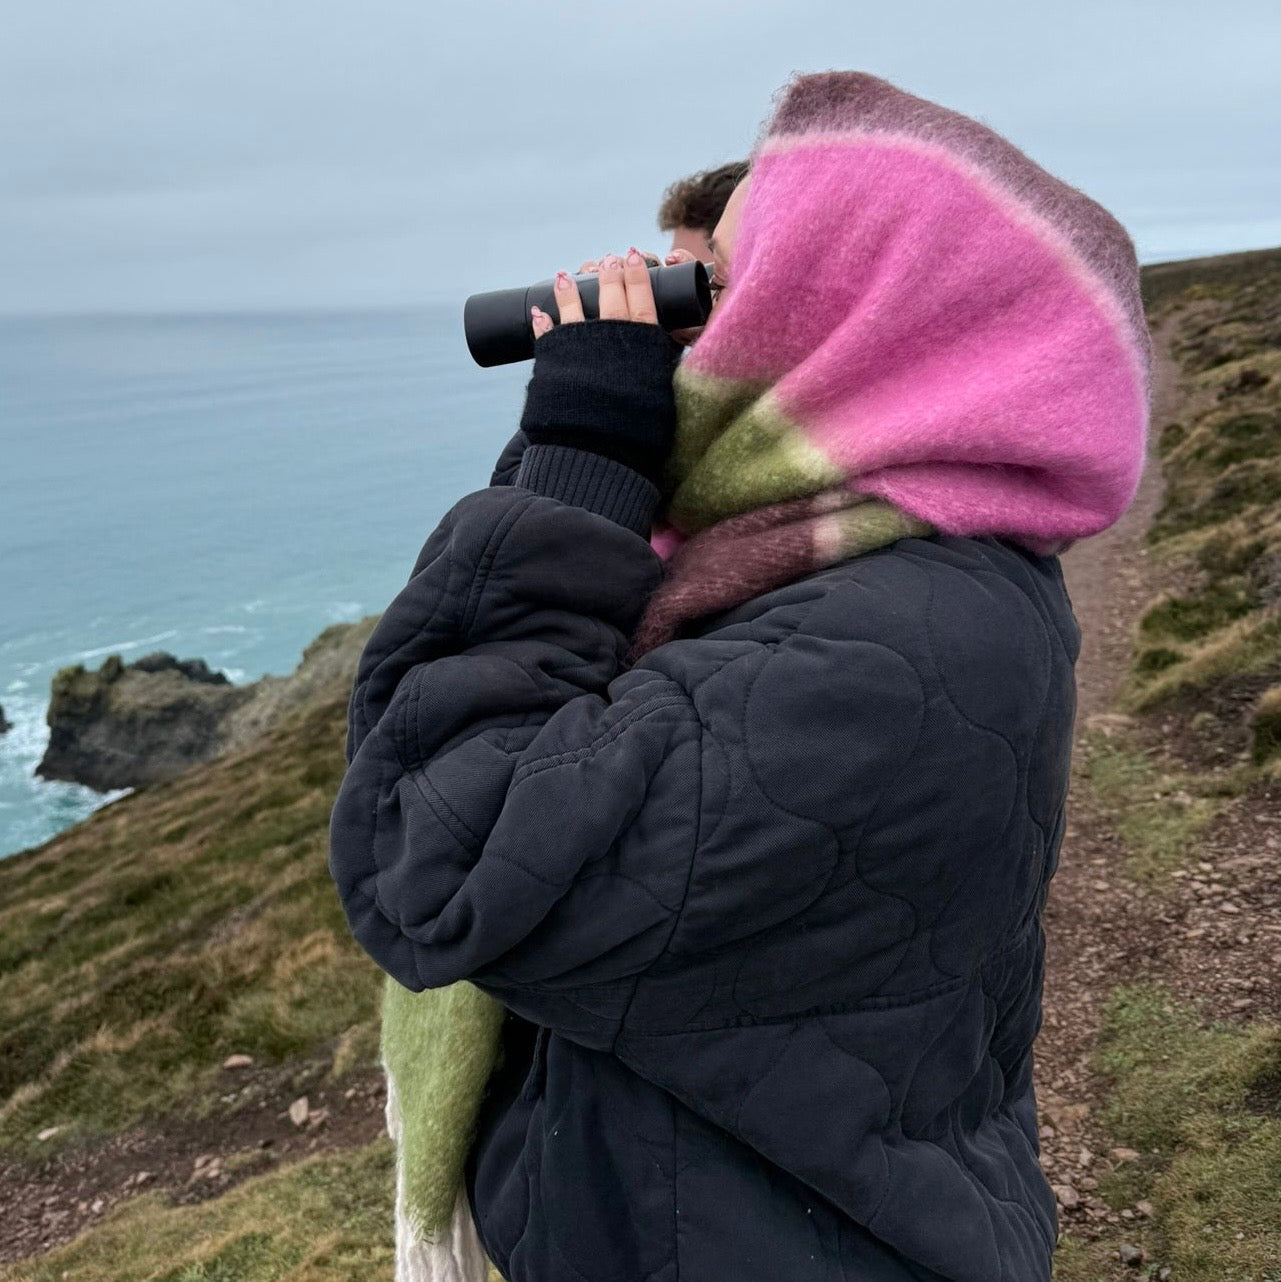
[636,71,1151,645]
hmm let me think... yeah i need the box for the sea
[0,308,533,859]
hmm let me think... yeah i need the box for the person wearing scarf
[332,68,1149,1282]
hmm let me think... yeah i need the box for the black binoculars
[463,258,714,367]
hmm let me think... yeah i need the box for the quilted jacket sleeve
[328,325,705,1052]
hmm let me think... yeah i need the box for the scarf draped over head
[631,70,1152,660]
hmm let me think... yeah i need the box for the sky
[2,0,1279,314]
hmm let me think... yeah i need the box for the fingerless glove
[518,318,684,486]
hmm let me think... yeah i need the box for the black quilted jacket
[329,330,1080,1282]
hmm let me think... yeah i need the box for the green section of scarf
[381,975,506,1236]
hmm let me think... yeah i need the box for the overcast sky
[3,0,1278,314]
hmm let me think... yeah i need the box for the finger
[623,247,658,324]
[597,253,628,321]
[664,248,697,265]
[553,270,585,324]
[530,305,554,339]
[576,259,599,274]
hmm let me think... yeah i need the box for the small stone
[1198,861,1213,873]
[36,1126,63,1142]
[1220,901,1242,914]
[288,1095,310,1127]
[1136,1199,1154,1217]
[306,1106,329,1129]
[1110,1146,1141,1163]
[222,1053,254,1070]
[1052,1184,1080,1210]
[1091,880,1109,892]
[1077,1148,1094,1167]
[1157,1268,1172,1281]
[193,1153,213,1169]
[1118,1242,1144,1267]
[1232,997,1253,1009]
[1121,1208,1134,1220]
[90,1198,104,1214]
[344,1087,358,1100]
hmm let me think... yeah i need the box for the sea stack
[35,618,379,792]
[37,652,254,791]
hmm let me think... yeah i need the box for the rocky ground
[0,1054,389,1266]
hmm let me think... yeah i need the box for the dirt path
[0,1055,389,1265]
[1026,316,1178,1233]
[1032,314,1281,1247]
[1060,323,1177,722]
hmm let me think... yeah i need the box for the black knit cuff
[514,444,661,538]
[520,319,683,482]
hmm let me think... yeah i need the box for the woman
[330,70,1149,1282]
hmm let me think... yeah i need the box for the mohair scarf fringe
[381,67,1151,1281]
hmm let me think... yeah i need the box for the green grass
[0,1140,398,1282]
[0,688,385,1159]
[1073,729,1227,884]
[1128,253,1281,766]
[0,1138,506,1282]
[1083,986,1281,1282]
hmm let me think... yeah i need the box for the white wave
[69,629,180,662]
[5,680,27,692]
[220,667,246,682]
[0,698,51,765]
[201,625,251,635]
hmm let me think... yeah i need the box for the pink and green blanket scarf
[381,69,1152,1281]
[631,69,1151,656]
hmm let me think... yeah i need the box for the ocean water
[0,309,531,859]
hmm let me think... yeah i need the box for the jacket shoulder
[825,535,1079,655]
[686,535,1079,665]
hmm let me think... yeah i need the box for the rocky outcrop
[37,616,379,792]
[0,704,10,735]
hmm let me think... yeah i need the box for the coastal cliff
[37,618,378,791]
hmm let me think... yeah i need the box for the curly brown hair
[656,159,750,235]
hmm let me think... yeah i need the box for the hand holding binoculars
[464,259,714,367]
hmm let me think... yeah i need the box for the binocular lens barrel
[464,259,713,367]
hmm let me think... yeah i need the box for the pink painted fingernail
[555,271,571,291]
[626,247,642,265]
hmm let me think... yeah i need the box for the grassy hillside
[0,689,382,1163]
[1129,248,1281,772]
